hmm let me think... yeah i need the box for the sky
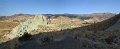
[0,0,120,16]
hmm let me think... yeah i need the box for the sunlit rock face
[3,15,47,42]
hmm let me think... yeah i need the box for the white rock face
[4,15,47,40]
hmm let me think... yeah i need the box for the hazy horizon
[0,0,120,16]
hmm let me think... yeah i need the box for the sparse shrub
[41,37,50,44]
[18,32,32,41]
[12,20,19,22]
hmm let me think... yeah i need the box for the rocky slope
[1,15,47,43]
[0,13,119,49]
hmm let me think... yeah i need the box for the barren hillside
[0,13,119,49]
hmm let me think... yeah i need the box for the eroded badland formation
[0,13,120,49]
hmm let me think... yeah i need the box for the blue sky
[0,0,120,16]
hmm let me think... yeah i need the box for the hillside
[0,13,119,49]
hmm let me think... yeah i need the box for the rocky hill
[0,13,119,49]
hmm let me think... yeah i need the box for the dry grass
[70,30,120,49]
[0,21,19,39]
[0,22,18,30]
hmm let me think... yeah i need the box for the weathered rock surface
[2,15,47,42]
